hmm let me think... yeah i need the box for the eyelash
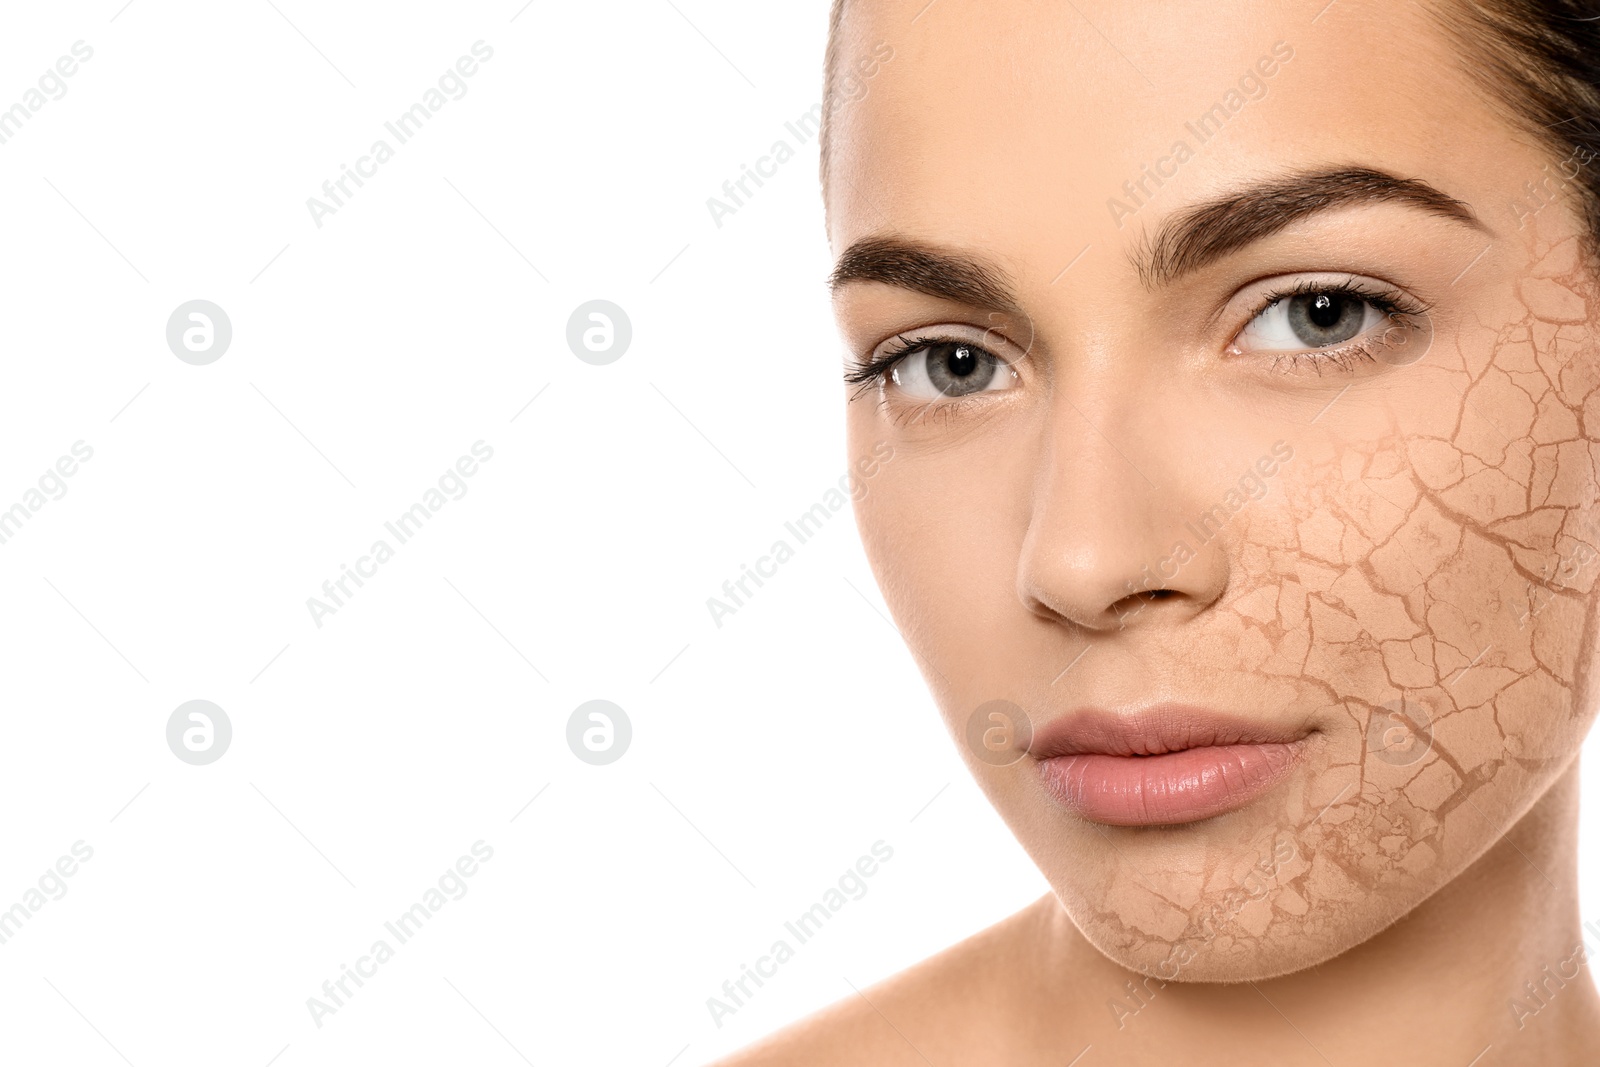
[843,279,1433,394]
[843,333,976,401]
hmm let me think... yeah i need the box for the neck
[1257,761,1597,1063]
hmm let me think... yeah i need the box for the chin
[1068,892,1407,983]
[982,742,1498,987]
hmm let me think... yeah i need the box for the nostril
[1105,586,1182,628]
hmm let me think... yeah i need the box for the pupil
[1309,294,1341,328]
[946,345,977,377]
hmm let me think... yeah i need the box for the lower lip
[1036,742,1304,826]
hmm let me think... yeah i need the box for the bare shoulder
[707,894,1069,1067]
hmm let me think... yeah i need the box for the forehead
[827,0,1522,262]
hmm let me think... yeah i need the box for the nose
[1016,401,1228,632]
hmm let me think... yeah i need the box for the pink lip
[1032,706,1309,826]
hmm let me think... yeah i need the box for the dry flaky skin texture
[1063,233,1600,982]
[883,228,1600,1007]
[712,0,1600,1062]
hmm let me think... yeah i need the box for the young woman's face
[831,0,1600,980]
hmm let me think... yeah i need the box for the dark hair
[1439,0,1600,248]
[821,0,1600,248]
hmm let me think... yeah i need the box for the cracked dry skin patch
[825,0,1600,1003]
[1113,231,1600,981]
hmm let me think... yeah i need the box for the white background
[0,2,1594,1064]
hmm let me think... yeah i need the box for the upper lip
[1029,704,1311,759]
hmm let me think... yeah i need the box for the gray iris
[925,342,999,395]
[1286,293,1364,347]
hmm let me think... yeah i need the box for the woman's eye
[1237,290,1390,352]
[889,341,1016,399]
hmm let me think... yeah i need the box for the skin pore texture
[716,0,1600,1064]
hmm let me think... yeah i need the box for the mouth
[1031,705,1311,827]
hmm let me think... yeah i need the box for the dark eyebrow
[1136,166,1485,286]
[829,235,1023,314]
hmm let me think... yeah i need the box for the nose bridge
[1017,377,1226,630]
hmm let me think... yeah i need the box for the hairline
[820,0,1600,255]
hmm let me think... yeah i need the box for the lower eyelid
[1268,315,1423,375]
[1271,345,1377,375]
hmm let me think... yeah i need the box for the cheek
[1379,257,1600,764]
[1231,252,1600,932]
[848,414,1038,696]
[847,409,1097,828]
